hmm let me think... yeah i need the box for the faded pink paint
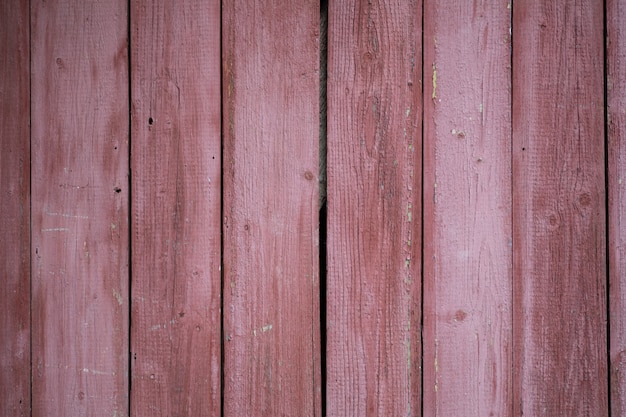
[130,1,222,415]
[608,0,626,414]
[30,0,130,415]
[423,1,512,415]
[222,1,322,416]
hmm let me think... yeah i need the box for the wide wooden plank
[325,1,422,414]
[0,1,30,415]
[130,1,221,415]
[30,0,130,415]
[222,1,321,415]
[608,0,626,414]
[512,1,608,415]
[422,1,512,415]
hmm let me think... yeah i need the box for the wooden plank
[0,1,30,415]
[30,0,130,415]
[325,1,422,414]
[608,0,626,414]
[222,1,321,415]
[512,1,608,415]
[422,1,512,415]
[129,1,221,415]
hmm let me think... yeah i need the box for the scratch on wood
[45,211,90,220]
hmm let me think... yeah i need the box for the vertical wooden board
[222,1,321,415]
[0,1,30,415]
[326,1,422,415]
[422,1,512,416]
[512,1,607,415]
[130,1,221,415]
[608,0,626,414]
[30,0,129,415]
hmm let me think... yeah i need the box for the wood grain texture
[0,1,30,415]
[512,1,608,415]
[222,1,321,415]
[325,1,422,415]
[30,0,130,415]
[608,0,626,414]
[130,1,221,415]
[422,1,512,416]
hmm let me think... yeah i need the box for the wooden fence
[1,0,625,416]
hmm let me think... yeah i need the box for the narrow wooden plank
[0,1,30,415]
[325,1,422,414]
[608,0,626,414]
[30,0,130,415]
[422,1,512,416]
[512,1,608,415]
[222,1,321,415]
[130,1,221,415]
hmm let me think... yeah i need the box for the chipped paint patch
[82,368,114,376]
[432,64,437,99]
[113,290,123,306]
[253,324,273,336]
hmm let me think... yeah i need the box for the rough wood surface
[325,1,422,415]
[422,1,512,416]
[130,1,222,415]
[222,1,321,415]
[30,0,130,415]
[0,1,30,415]
[512,1,608,415]
[608,0,626,414]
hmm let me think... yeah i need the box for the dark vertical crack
[419,0,425,415]
[126,1,133,415]
[509,0,517,416]
[28,0,33,414]
[604,0,612,414]
[509,2,515,417]
[319,0,328,416]
[219,1,225,416]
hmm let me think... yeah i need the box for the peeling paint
[82,367,114,376]
[254,324,273,336]
[432,64,437,99]
[113,290,123,306]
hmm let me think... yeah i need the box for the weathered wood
[130,1,222,415]
[0,1,30,415]
[325,1,422,414]
[512,1,608,415]
[608,0,626,414]
[422,2,512,416]
[222,1,321,415]
[30,0,130,415]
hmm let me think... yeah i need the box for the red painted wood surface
[2,2,625,414]
[422,2,512,416]
[30,0,130,415]
[222,1,321,415]
[0,1,30,415]
[608,0,626,414]
[130,1,222,415]
[326,1,422,415]
[512,1,608,415]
